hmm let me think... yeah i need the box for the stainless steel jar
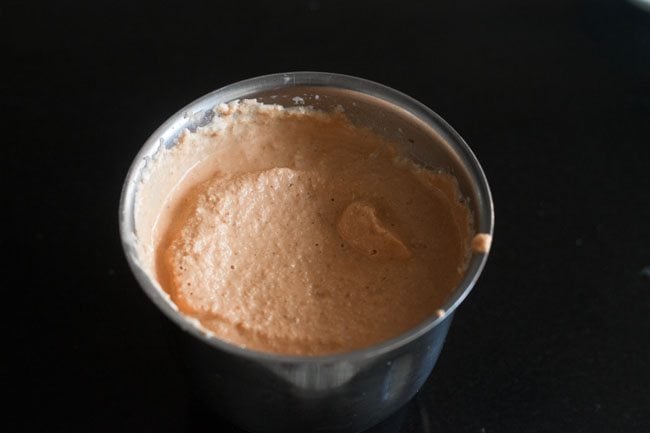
[119,72,494,433]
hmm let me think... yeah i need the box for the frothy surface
[153,100,475,355]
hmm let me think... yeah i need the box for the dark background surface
[6,0,650,431]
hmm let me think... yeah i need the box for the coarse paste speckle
[137,100,485,355]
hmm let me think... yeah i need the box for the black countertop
[7,0,650,431]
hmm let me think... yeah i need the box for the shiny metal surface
[119,72,494,433]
